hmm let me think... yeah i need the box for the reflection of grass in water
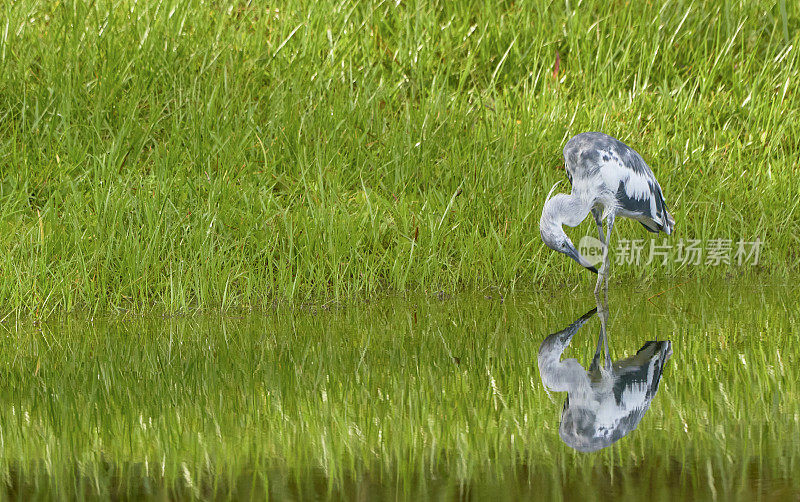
[1,280,797,498]
[1,0,799,317]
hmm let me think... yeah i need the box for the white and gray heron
[539,132,675,298]
[538,308,672,452]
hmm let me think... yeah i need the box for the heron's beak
[564,242,598,274]
[579,307,598,321]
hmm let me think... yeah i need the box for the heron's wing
[611,165,674,234]
[563,132,674,234]
[560,384,652,453]
[558,336,671,453]
[596,138,673,234]
[612,341,671,403]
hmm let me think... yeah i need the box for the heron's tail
[663,210,675,235]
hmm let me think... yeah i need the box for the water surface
[1,279,797,499]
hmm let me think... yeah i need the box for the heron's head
[540,188,598,274]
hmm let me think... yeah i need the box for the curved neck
[558,194,593,228]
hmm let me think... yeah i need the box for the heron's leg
[596,306,611,371]
[602,214,616,312]
[602,309,612,370]
[594,268,604,306]
[594,216,612,314]
[591,207,605,243]
[589,324,604,372]
[592,207,606,308]
[601,215,616,369]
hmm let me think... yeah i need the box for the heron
[537,307,672,452]
[539,132,675,302]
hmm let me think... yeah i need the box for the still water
[0,279,797,499]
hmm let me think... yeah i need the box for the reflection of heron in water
[538,308,672,452]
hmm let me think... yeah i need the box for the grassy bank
[1,0,799,316]
[1,279,798,498]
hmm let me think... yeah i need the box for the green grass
[1,279,798,499]
[1,0,799,316]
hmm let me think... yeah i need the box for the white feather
[624,174,651,201]
[544,180,563,205]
